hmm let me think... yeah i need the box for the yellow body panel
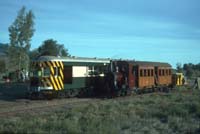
[173,73,184,86]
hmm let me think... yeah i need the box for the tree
[0,60,6,73]
[37,39,69,57]
[8,6,35,71]
[0,43,9,74]
[183,63,200,78]
[29,48,39,60]
[176,63,183,73]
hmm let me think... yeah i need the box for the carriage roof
[113,60,171,67]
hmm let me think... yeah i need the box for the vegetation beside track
[0,87,200,134]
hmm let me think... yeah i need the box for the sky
[0,0,200,68]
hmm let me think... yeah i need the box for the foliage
[8,6,35,71]
[176,62,183,73]
[0,43,9,53]
[183,63,200,78]
[0,89,200,133]
[30,39,70,59]
[0,43,9,74]
[0,60,6,73]
[29,48,40,60]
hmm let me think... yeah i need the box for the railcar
[172,73,185,86]
[29,56,110,98]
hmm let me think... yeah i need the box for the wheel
[58,91,65,98]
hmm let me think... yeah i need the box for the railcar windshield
[43,67,50,77]
[30,67,42,77]
[30,66,50,77]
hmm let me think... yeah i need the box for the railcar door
[128,64,135,88]
[63,66,72,84]
[132,66,138,88]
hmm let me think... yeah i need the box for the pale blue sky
[0,0,200,67]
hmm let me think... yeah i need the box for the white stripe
[40,86,53,90]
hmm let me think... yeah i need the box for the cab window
[43,67,50,76]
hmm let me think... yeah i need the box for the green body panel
[63,77,89,90]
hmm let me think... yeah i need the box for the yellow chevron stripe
[61,62,64,70]
[50,66,54,75]
[47,61,52,68]
[55,77,61,90]
[41,62,46,68]
[51,61,56,67]
[58,76,64,89]
[55,61,60,67]
[45,77,52,87]
[59,68,64,80]
[43,80,48,87]
[60,61,64,70]
[41,78,46,87]
[50,76,58,90]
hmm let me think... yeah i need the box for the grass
[0,88,200,134]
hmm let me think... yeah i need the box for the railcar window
[30,66,41,77]
[58,67,61,76]
[43,67,50,77]
[88,66,94,75]
[89,66,106,75]
[166,69,168,75]
[54,67,58,76]
[63,66,72,84]
[98,66,108,74]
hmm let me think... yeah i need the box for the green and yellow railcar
[29,56,110,98]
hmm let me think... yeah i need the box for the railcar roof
[33,56,110,63]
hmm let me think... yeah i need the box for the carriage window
[162,69,165,76]
[169,69,171,75]
[132,68,135,75]
[159,70,161,76]
[151,69,154,76]
[148,70,150,76]
[144,69,147,76]
[132,67,138,77]
[140,70,143,77]
[166,69,168,75]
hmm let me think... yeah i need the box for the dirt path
[0,98,96,117]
